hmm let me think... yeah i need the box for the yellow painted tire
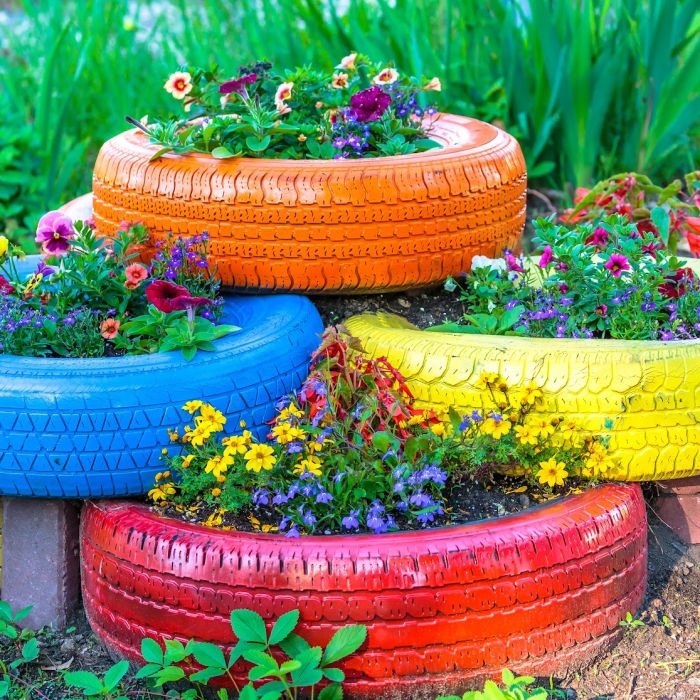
[344,313,700,482]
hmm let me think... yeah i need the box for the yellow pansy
[244,444,276,473]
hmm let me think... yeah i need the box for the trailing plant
[440,214,700,342]
[152,328,611,536]
[130,55,441,160]
[0,602,40,698]
[560,171,700,253]
[0,215,236,359]
[437,669,549,699]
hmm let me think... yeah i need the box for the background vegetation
[1,0,698,241]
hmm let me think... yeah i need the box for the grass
[0,0,698,239]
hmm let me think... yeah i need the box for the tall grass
[0,0,698,231]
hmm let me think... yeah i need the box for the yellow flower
[294,455,322,476]
[287,426,307,442]
[204,509,224,528]
[161,448,169,456]
[271,422,294,444]
[198,404,226,431]
[480,416,512,439]
[511,383,543,407]
[182,400,203,414]
[475,371,501,390]
[514,425,538,446]
[0,236,8,258]
[532,418,556,439]
[560,419,580,442]
[184,424,213,447]
[536,458,568,488]
[205,454,234,480]
[222,434,249,455]
[181,455,194,469]
[167,428,180,442]
[305,439,323,454]
[148,482,176,502]
[240,419,247,428]
[211,488,221,497]
[244,444,276,473]
[430,422,446,437]
[276,403,304,422]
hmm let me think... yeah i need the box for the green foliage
[438,670,549,699]
[619,611,646,635]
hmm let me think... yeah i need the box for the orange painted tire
[81,484,646,698]
[91,115,526,293]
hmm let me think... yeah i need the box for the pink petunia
[538,245,553,268]
[604,254,630,277]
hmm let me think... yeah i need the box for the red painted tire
[81,485,646,698]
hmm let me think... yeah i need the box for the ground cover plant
[0,216,236,358]
[133,55,441,160]
[150,327,613,536]
[438,214,700,341]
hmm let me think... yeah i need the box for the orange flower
[125,263,148,289]
[100,318,120,340]
[685,216,700,234]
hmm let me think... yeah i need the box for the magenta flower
[170,295,212,311]
[219,73,257,96]
[349,86,391,123]
[146,280,191,313]
[538,245,553,268]
[586,227,609,248]
[504,253,524,273]
[0,275,15,295]
[604,254,630,277]
[35,211,75,256]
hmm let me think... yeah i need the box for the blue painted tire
[0,258,323,497]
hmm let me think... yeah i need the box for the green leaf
[103,660,129,691]
[268,609,299,645]
[245,135,272,152]
[322,667,345,682]
[321,625,367,666]
[239,684,260,700]
[278,632,311,658]
[192,641,227,669]
[211,146,236,159]
[290,646,323,687]
[231,609,268,644]
[12,606,33,623]
[188,667,227,683]
[149,147,174,161]
[496,305,525,332]
[279,659,302,675]
[412,138,442,150]
[141,638,164,665]
[163,638,188,664]
[154,666,186,686]
[317,684,344,700]
[21,637,39,662]
[181,344,197,361]
[133,663,162,679]
[64,671,105,694]
[370,432,390,453]
[651,206,670,245]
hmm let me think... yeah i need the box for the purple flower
[316,491,333,504]
[342,510,360,530]
[219,73,257,95]
[35,211,75,256]
[349,86,392,123]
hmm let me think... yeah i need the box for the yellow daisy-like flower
[514,424,538,446]
[475,371,501,390]
[185,424,213,447]
[294,454,322,476]
[244,444,276,473]
[205,454,234,480]
[222,434,249,455]
[511,383,543,407]
[532,418,556,439]
[167,428,180,442]
[148,482,176,503]
[305,439,323,454]
[211,488,221,497]
[560,419,580,442]
[198,404,226,432]
[536,458,568,488]
[271,422,295,444]
[181,455,194,469]
[182,400,203,414]
[430,422,446,437]
[480,416,512,440]
[287,425,307,443]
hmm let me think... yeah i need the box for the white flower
[471,255,506,272]
[424,77,442,91]
[371,67,399,85]
[164,71,193,99]
[336,53,357,70]
[274,82,293,104]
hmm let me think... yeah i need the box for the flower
[658,268,696,299]
[471,255,506,272]
[532,417,556,439]
[211,488,222,497]
[145,280,191,313]
[514,425,538,446]
[222,434,249,455]
[100,318,120,340]
[125,263,148,288]
[205,454,233,480]
[475,371,500,390]
[349,86,392,123]
[586,227,609,248]
[538,245,553,268]
[336,53,357,70]
[536,458,568,488]
[504,253,524,274]
[0,275,15,295]
[244,444,276,472]
[275,81,293,104]
[424,77,441,91]
[149,482,176,502]
[371,67,399,85]
[294,455,322,476]
[330,72,350,89]
[35,211,75,256]
[198,403,226,431]
[164,71,193,99]
[182,400,203,413]
[0,236,8,258]
[604,254,630,277]
[219,73,257,95]
[480,415,511,439]
[511,383,543,407]
[170,295,213,311]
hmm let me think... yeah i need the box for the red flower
[0,275,15,295]
[685,216,700,234]
[635,219,656,237]
[658,267,696,299]
[349,87,392,123]
[219,73,257,95]
[146,280,191,313]
[171,295,212,311]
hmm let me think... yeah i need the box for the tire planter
[81,484,646,699]
[345,307,700,482]
[91,114,526,294]
[0,257,323,497]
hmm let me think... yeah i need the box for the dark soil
[2,506,697,699]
